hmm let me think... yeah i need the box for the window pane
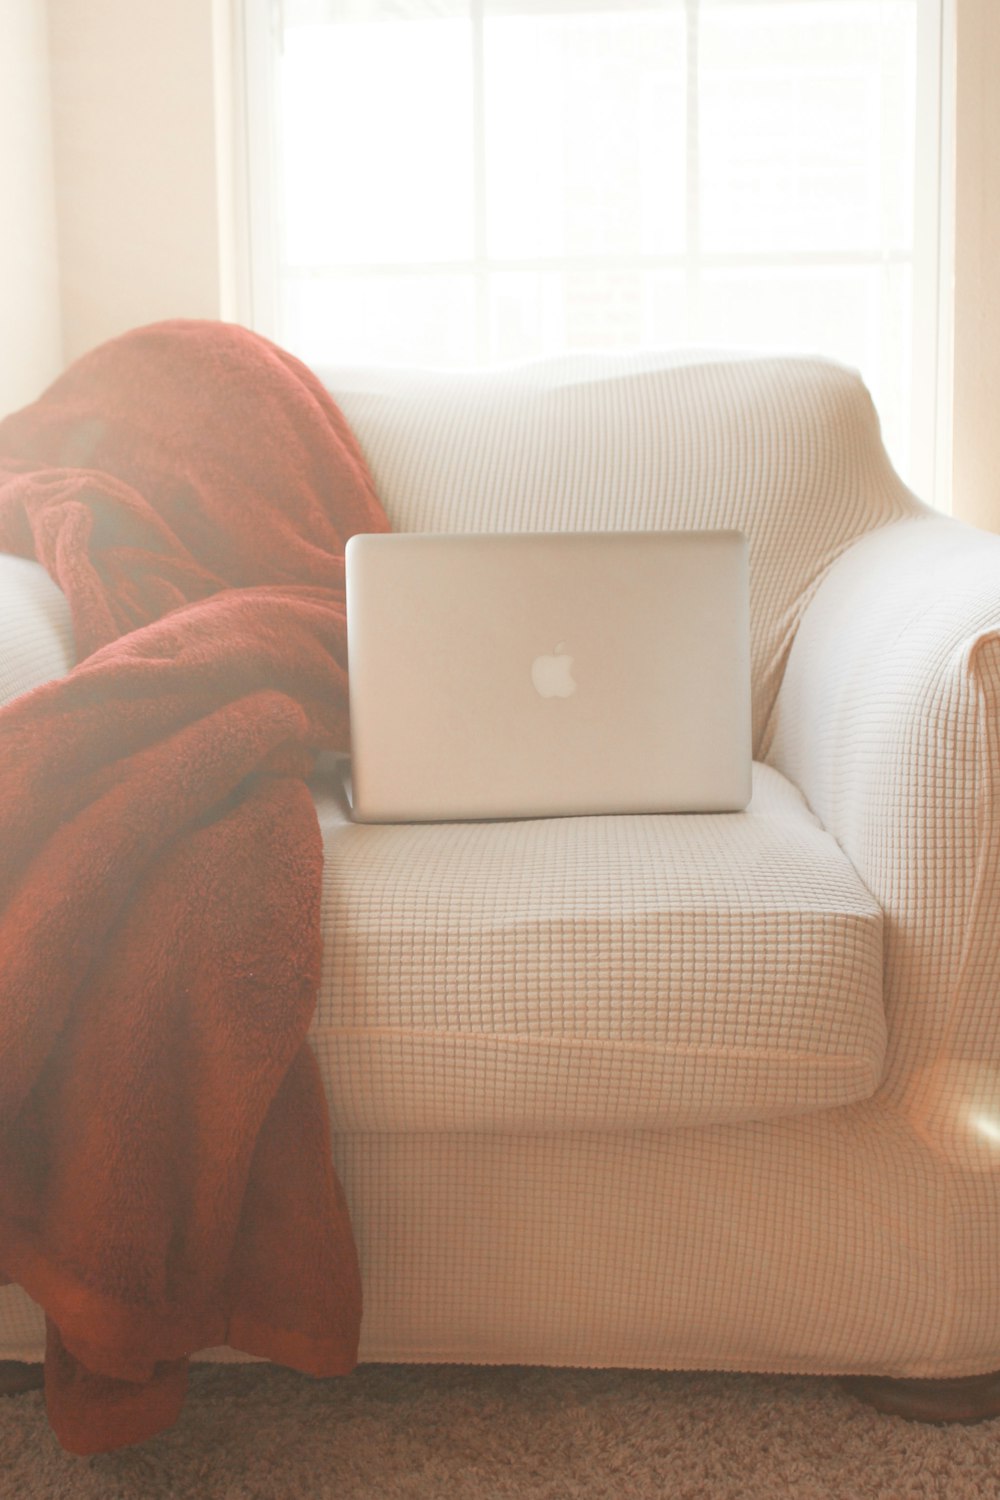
[264,0,935,491]
[488,268,688,360]
[282,273,478,367]
[699,1,916,255]
[484,5,687,259]
[697,264,912,466]
[279,6,474,266]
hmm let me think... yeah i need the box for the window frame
[230,0,950,506]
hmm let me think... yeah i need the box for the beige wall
[47,0,227,364]
[951,0,1000,533]
[0,0,63,413]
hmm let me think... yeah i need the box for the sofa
[2,349,999,1404]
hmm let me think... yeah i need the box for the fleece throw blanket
[0,320,389,1453]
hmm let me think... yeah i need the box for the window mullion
[472,0,490,365]
[684,0,701,344]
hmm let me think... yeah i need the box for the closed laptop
[345,530,751,822]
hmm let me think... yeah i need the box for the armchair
[2,350,998,1418]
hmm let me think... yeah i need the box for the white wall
[47,0,227,364]
[0,0,63,414]
[951,0,1000,533]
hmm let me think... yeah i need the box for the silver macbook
[345,530,751,822]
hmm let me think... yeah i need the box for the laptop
[344,530,751,822]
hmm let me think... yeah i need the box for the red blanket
[0,320,389,1453]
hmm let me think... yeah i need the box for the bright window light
[240,0,944,497]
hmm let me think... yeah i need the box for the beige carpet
[2,1363,999,1499]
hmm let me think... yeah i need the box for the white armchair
[2,350,998,1418]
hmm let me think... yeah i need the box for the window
[239,0,945,496]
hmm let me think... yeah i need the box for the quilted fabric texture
[309,762,884,1132]
[321,350,925,749]
[3,353,999,1382]
[768,517,1000,1156]
[0,555,74,705]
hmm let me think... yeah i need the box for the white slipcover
[311,762,884,1133]
[3,351,998,1384]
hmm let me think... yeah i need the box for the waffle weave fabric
[2,351,999,1384]
[768,517,1000,1136]
[320,350,926,750]
[308,761,885,1133]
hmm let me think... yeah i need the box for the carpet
[2,1363,999,1499]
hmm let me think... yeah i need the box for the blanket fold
[0,320,389,1453]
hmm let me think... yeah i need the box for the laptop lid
[345,530,751,822]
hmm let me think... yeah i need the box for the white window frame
[227,0,951,506]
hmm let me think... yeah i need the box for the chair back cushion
[322,352,923,750]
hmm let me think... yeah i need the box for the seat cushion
[308,763,885,1133]
[0,555,76,709]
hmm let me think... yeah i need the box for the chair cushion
[0,555,75,709]
[309,762,885,1133]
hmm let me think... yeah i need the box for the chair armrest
[766,516,1000,1158]
[0,554,75,710]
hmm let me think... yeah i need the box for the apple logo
[531,643,577,698]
